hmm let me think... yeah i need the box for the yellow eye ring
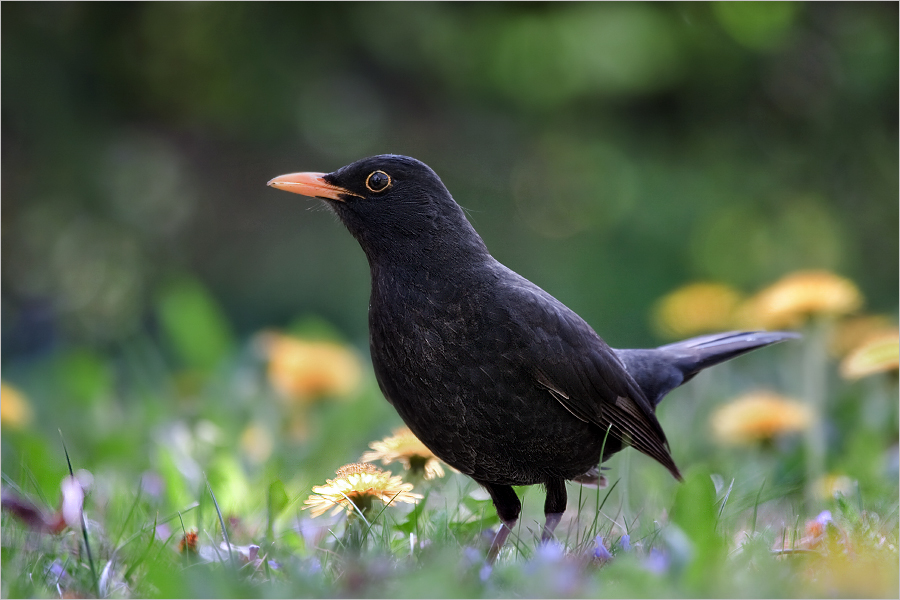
[366,170,392,193]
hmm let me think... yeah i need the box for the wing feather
[518,284,682,480]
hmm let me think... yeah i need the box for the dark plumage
[268,155,797,559]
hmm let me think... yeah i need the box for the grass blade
[205,476,237,571]
[716,478,735,526]
[751,478,766,535]
[59,430,99,597]
[113,483,144,548]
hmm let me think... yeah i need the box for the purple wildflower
[593,535,613,561]
[643,548,670,574]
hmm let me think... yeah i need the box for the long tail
[615,331,799,407]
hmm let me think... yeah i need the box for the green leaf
[394,493,428,536]
[670,466,726,590]
[267,479,289,539]
[155,277,235,372]
[712,1,801,50]
[155,446,195,511]
[54,348,113,407]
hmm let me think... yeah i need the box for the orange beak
[266,172,362,201]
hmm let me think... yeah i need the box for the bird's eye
[366,170,392,193]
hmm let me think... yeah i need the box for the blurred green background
[2,1,899,485]
[3,2,897,357]
[1,5,897,596]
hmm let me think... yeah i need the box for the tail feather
[615,331,798,407]
[661,330,800,378]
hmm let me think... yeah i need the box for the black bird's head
[268,155,487,265]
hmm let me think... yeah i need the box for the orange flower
[652,282,743,339]
[179,530,199,554]
[257,331,362,402]
[739,270,862,329]
[839,330,899,380]
[361,427,445,480]
[303,463,422,518]
[711,391,812,445]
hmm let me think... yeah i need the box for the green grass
[2,320,898,598]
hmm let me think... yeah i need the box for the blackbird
[268,155,796,558]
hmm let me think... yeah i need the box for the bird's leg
[542,477,567,542]
[480,482,521,564]
[486,519,516,564]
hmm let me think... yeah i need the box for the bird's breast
[366,272,603,484]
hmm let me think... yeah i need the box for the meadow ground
[2,274,898,598]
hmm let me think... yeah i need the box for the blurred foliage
[2,2,897,355]
[155,276,235,373]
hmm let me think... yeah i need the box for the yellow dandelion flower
[815,545,900,598]
[257,331,362,403]
[711,391,812,445]
[1,381,33,430]
[652,282,743,339]
[829,314,896,357]
[361,427,446,480]
[839,330,899,380]
[815,474,856,500]
[303,463,422,518]
[739,270,862,329]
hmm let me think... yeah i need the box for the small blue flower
[643,548,670,574]
[619,534,631,552]
[462,546,482,567]
[305,557,322,575]
[593,535,613,561]
[45,560,68,580]
[535,540,565,563]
